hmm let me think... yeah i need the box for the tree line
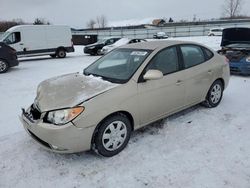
[0,18,50,32]
[0,0,248,32]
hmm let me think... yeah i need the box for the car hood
[221,28,250,47]
[35,73,119,112]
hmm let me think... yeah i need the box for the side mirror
[143,69,163,81]
[3,38,10,45]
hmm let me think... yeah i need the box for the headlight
[37,83,42,97]
[246,56,250,62]
[46,107,84,125]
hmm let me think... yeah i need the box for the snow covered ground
[1,37,250,188]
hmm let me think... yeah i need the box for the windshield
[96,38,107,44]
[0,32,10,41]
[84,48,152,83]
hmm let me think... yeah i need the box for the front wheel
[94,114,132,157]
[203,80,223,108]
[0,59,9,73]
[56,49,66,58]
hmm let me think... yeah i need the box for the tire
[94,114,132,157]
[0,59,9,73]
[203,80,223,108]
[96,49,102,55]
[50,54,57,58]
[56,49,66,58]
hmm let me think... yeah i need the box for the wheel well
[57,47,66,52]
[215,78,225,90]
[0,58,8,63]
[91,111,134,144]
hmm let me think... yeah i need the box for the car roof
[119,40,200,50]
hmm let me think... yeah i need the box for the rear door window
[180,45,206,69]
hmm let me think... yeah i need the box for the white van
[0,25,74,58]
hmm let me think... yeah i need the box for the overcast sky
[1,0,249,28]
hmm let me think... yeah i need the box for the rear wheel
[0,59,9,73]
[203,80,223,108]
[94,114,132,157]
[56,49,66,58]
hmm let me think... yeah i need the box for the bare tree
[86,19,96,29]
[33,18,51,25]
[96,15,107,28]
[0,19,25,32]
[223,0,243,18]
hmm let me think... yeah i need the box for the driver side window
[5,32,21,44]
[147,47,179,75]
[105,39,113,45]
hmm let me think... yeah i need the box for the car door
[137,46,186,126]
[179,44,214,106]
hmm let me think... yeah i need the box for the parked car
[153,31,168,39]
[218,27,250,75]
[100,38,146,54]
[20,41,230,157]
[84,37,121,55]
[0,42,19,73]
[208,28,223,36]
[0,25,74,58]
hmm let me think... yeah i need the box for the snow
[36,73,118,111]
[1,37,250,188]
[108,17,156,27]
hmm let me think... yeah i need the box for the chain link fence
[72,21,250,39]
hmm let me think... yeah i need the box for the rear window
[202,47,214,60]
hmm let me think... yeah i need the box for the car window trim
[178,44,209,70]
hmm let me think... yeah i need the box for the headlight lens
[36,84,42,97]
[46,107,84,125]
[246,56,250,62]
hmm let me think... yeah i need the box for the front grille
[30,104,41,120]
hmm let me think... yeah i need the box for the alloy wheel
[210,84,222,104]
[0,60,7,73]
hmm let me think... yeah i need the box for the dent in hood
[221,28,250,47]
[35,73,119,112]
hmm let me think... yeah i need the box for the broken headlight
[46,107,84,125]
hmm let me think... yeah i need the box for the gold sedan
[20,41,230,157]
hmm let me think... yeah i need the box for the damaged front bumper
[20,105,95,153]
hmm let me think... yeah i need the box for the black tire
[0,59,9,73]
[203,80,223,108]
[94,114,132,157]
[50,54,57,58]
[96,49,102,55]
[56,49,66,58]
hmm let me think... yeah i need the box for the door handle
[19,43,24,45]
[176,80,183,85]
